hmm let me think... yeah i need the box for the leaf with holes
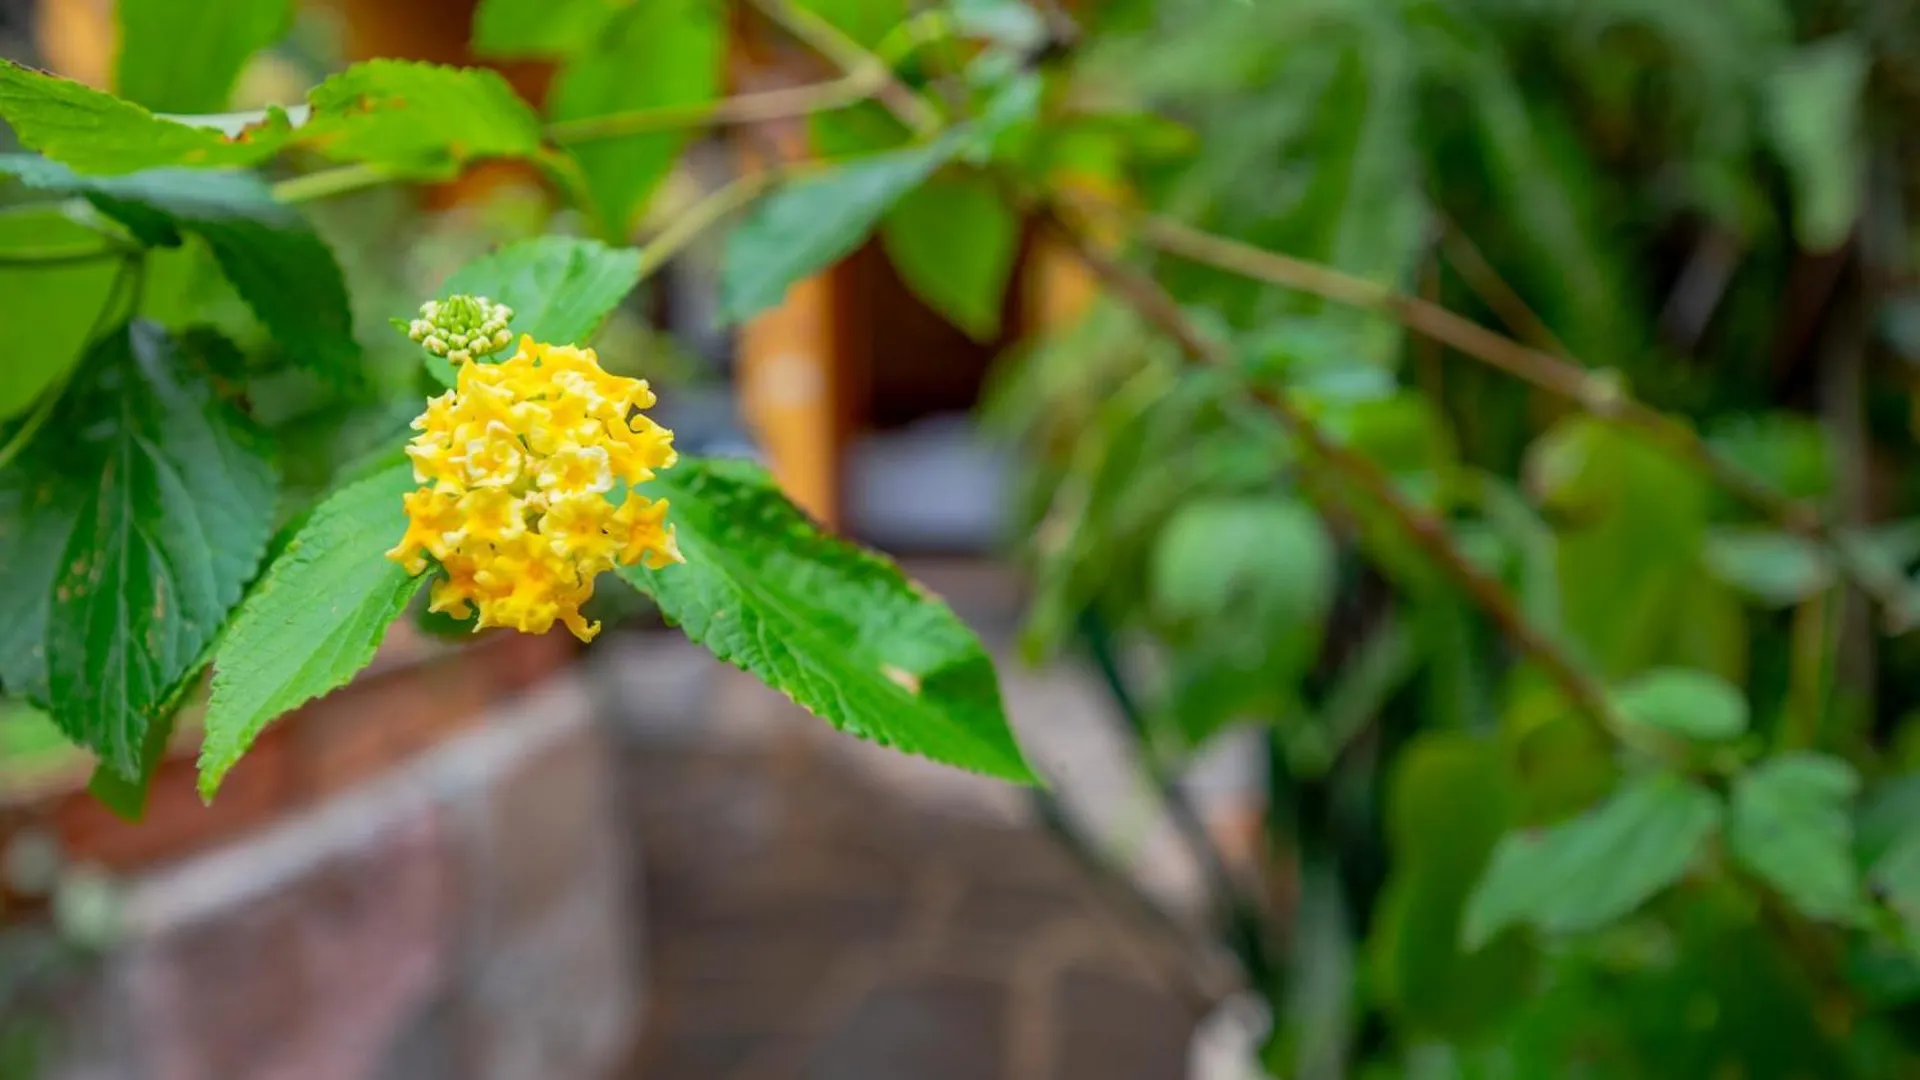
[298,60,546,177]
[40,322,279,778]
[619,456,1034,783]
[199,464,426,798]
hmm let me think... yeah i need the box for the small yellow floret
[387,335,682,641]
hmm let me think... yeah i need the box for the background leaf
[0,209,123,419]
[619,456,1035,783]
[1764,37,1867,251]
[42,322,279,777]
[547,0,724,238]
[471,0,624,57]
[880,173,1019,340]
[1465,773,1722,947]
[1728,752,1867,924]
[198,464,425,798]
[719,141,952,322]
[0,155,357,379]
[1612,667,1750,742]
[439,235,642,348]
[115,0,293,114]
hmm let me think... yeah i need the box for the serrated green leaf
[0,438,85,708]
[472,0,624,57]
[1464,774,1721,948]
[880,173,1018,339]
[435,236,642,379]
[1728,752,1866,924]
[619,456,1034,783]
[548,0,723,237]
[0,59,289,174]
[0,209,123,419]
[40,322,278,777]
[719,141,953,323]
[299,60,547,177]
[0,155,357,378]
[1612,667,1749,742]
[116,0,293,114]
[1373,733,1534,1038]
[198,464,425,799]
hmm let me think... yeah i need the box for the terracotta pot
[0,627,577,883]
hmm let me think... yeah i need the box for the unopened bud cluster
[403,295,515,366]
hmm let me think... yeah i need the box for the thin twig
[635,171,776,279]
[546,73,884,144]
[745,0,944,138]
[1046,213,1624,737]
[1439,223,1574,360]
[1068,195,1920,632]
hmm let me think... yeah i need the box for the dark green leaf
[1871,828,1920,955]
[299,60,546,177]
[0,155,357,378]
[619,456,1035,783]
[0,209,123,419]
[1464,773,1721,947]
[472,0,623,57]
[0,436,84,706]
[548,0,724,237]
[86,707,178,821]
[438,235,642,366]
[880,173,1018,339]
[719,141,953,322]
[199,464,425,798]
[42,322,279,777]
[0,59,288,174]
[116,0,293,114]
[1612,667,1749,742]
[1373,733,1534,1038]
[1728,752,1866,924]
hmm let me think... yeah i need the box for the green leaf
[880,173,1018,339]
[87,707,179,821]
[438,235,642,359]
[0,209,124,419]
[1704,528,1834,607]
[547,0,724,237]
[1464,773,1721,948]
[198,464,425,799]
[1728,752,1866,924]
[719,141,953,323]
[1612,667,1749,742]
[1372,733,1534,1038]
[0,436,84,707]
[1151,495,1334,627]
[0,59,287,174]
[619,456,1035,783]
[792,0,906,49]
[1765,38,1868,251]
[472,0,624,57]
[116,0,293,114]
[298,60,546,177]
[0,155,357,378]
[42,322,279,777]
[1871,828,1920,954]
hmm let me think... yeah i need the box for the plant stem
[745,0,944,138]
[1047,214,1624,738]
[1074,196,1920,633]
[546,74,884,144]
[634,172,776,280]
[0,241,131,267]
[271,162,393,204]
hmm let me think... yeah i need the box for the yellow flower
[387,333,683,642]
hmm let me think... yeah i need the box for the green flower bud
[397,293,518,360]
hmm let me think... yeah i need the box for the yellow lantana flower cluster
[386,335,682,642]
